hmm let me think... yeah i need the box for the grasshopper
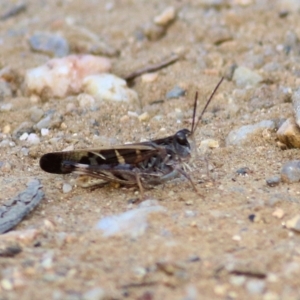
[40,78,224,195]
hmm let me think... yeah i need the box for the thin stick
[193,77,224,134]
[0,3,27,20]
[124,54,179,82]
[191,92,198,133]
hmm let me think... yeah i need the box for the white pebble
[281,160,300,183]
[27,133,40,145]
[62,183,72,193]
[1,279,13,291]
[233,66,263,88]
[141,72,158,83]
[83,287,105,300]
[226,120,275,146]
[245,279,265,294]
[154,6,176,26]
[128,111,139,117]
[21,147,29,156]
[41,128,49,136]
[292,88,300,127]
[285,214,300,231]
[0,103,12,111]
[19,132,29,141]
[41,256,53,269]
[232,235,241,241]
[96,205,166,237]
[229,275,246,286]
[83,73,138,102]
[35,115,52,130]
[272,208,285,219]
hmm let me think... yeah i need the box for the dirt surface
[1,0,300,299]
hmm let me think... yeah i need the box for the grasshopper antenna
[192,77,224,134]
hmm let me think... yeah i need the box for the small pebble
[60,122,67,129]
[233,66,263,87]
[27,133,40,145]
[1,161,12,172]
[281,160,300,183]
[83,74,138,102]
[13,122,33,139]
[286,215,300,232]
[96,204,166,237]
[236,167,252,176]
[166,86,186,99]
[66,102,77,112]
[41,256,53,270]
[2,124,11,134]
[214,284,228,296]
[185,210,197,217]
[41,128,49,136]
[43,219,56,231]
[266,176,281,187]
[1,278,13,291]
[21,147,29,156]
[154,6,176,26]
[128,111,139,118]
[292,87,300,127]
[248,214,256,222]
[141,22,166,41]
[263,292,280,300]
[226,120,275,146]
[0,139,14,148]
[199,139,219,152]
[277,118,300,148]
[83,287,105,300]
[138,112,150,122]
[229,275,246,286]
[62,183,72,194]
[0,103,12,111]
[263,62,281,72]
[29,32,70,57]
[232,235,241,241]
[141,72,158,83]
[35,115,52,130]
[245,279,266,294]
[30,107,44,122]
[19,132,29,141]
[272,208,285,219]
[0,229,40,245]
[185,200,194,206]
[0,80,12,100]
[78,93,95,109]
[234,0,253,6]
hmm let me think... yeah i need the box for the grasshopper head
[173,128,192,159]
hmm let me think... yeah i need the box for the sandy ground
[1,0,300,299]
